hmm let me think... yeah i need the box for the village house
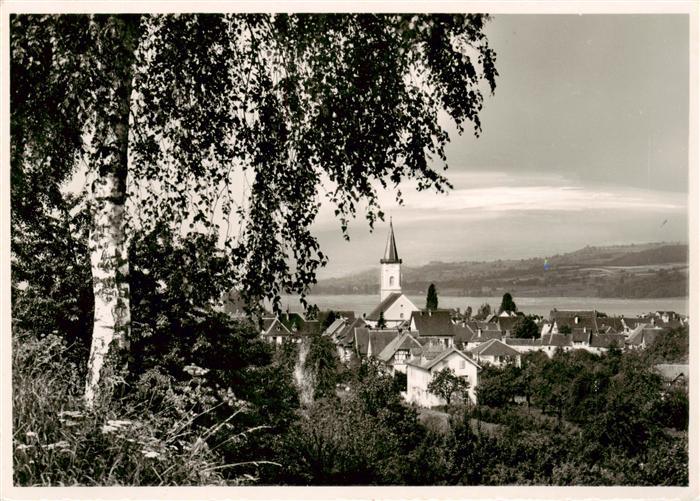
[503,337,542,354]
[469,338,522,367]
[334,317,366,362]
[626,325,668,350]
[540,333,574,357]
[409,309,455,348]
[353,327,403,360]
[464,321,502,351]
[452,321,477,350]
[260,317,297,345]
[376,332,423,374]
[406,347,480,407]
[587,333,626,354]
[541,309,600,336]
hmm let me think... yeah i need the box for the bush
[12,333,233,485]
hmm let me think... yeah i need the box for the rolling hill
[312,242,688,299]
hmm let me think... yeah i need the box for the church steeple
[379,219,402,301]
[380,218,402,264]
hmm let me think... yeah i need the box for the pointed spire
[380,218,402,264]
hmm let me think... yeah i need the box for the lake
[279,294,689,318]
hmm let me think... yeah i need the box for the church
[364,220,419,328]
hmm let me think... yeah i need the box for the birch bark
[84,15,138,408]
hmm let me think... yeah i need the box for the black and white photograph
[2,0,698,496]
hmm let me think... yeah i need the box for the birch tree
[11,13,498,407]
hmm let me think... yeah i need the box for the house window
[460,361,465,369]
[389,276,395,286]
[400,313,404,319]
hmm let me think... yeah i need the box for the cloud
[406,184,686,214]
[313,170,686,231]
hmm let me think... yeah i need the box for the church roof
[366,292,403,321]
[380,220,401,264]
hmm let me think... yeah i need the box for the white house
[406,348,480,407]
[260,317,296,345]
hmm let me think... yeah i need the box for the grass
[12,332,258,486]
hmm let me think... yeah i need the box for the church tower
[380,219,402,302]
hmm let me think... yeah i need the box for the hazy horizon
[317,239,688,281]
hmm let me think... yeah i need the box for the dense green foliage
[477,345,688,433]
[427,367,470,406]
[511,315,539,338]
[12,13,498,312]
[377,310,387,329]
[426,283,439,310]
[304,335,341,400]
[476,302,491,319]
[498,292,517,313]
[643,326,689,364]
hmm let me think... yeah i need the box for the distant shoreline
[279,294,690,317]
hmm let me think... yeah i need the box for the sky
[313,14,690,279]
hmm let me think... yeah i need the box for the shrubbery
[13,333,230,485]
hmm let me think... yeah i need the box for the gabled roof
[337,317,366,345]
[453,324,476,345]
[590,333,626,348]
[368,330,401,358]
[411,309,453,337]
[366,292,403,321]
[541,333,573,347]
[380,219,401,264]
[621,317,646,329]
[376,332,422,362]
[571,328,591,343]
[469,330,502,344]
[656,319,684,329]
[549,309,599,333]
[407,347,481,371]
[627,326,665,347]
[354,328,370,356]
[261,317,292,337]
[470,338,521,358]
[297,320,321,337]
[596,317,624,333]
[324,317,347,337]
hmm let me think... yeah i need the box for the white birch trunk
[84,15,138,408]
[85,171,131,408]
